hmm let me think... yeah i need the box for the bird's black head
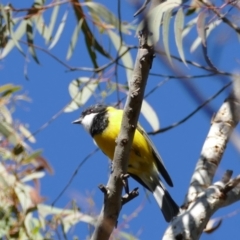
[81,104,108,118]
[72,104,109,136]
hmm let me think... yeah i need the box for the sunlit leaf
[21,172,45,182]
[24,214,43,239]
[141,99,160,131]
[0,105,12,124]
[34,15,51,42]
[0,121,19,145]
[190,19,221,52]
[0,20,26,59]
[49,10,68,49]
[108,30,133,84]
[66,18,83,60]
[47,0,60,43]
[26,19,40,64]
[21,150,42,164]
[19,124,36,143]
[162,9,172,64]
[138,0,182,45]
[72,1,111,67]
[62,211,96,233]
[64,77,98,112]
[84,2,130,34]
[15,183,33,212]
[0,84,21,96]
[174,7,186,65]
[197,11,207,47]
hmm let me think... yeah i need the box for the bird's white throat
[81,113,97,133]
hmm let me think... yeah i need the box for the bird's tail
[152,183,179,222]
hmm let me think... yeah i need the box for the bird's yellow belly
[94,123,153,176]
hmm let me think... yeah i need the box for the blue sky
[1,0,240,239]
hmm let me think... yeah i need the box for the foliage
[0,0,239,238]
[0,0,238,128]
[0,84,98,239]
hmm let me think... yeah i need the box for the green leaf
[0,105,12,124]
[71,1,111,67]
[62,211,96,233]
[0,84,21,95]
[141,100,160,131]
[162,9,172,64]
[21,172,45,182]
[49,10,68,49]
[108,30,133,84]
[47,0,60,43]
[191,19,221,52]
[14,183,33,212]
[64,77,98,112]
[21,150,42,164]
[84,2,130,34]
[139,0,182,45]
[174,8,186,66]
[145,5,164,45]
[196,11,207,47]
[0,121,19,145]
[34,15,51,42]
[24,214,43,239]
[66,18,83,60]
[18,124,36,143]
[0,20,25,59]
[26,19,40,64]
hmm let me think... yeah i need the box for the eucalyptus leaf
[141,99,160,131]
[174,8,186,65]
[162,9,172,64]
[108,30,133,84]
[49,10,68,49]
[66,18,83,60]
[64,77,98,112]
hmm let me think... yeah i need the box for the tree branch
[162,77,240,239]
[90,29,154,240]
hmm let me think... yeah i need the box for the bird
[73,104,179,222]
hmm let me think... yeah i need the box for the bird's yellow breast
[93,107,154,175]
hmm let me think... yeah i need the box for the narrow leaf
[84,2,130,34]
[0,20,25,59]
[47,0,59,43]
[197,11,207,47]
[191,19,221,52]
[0,84,21,95]
[107,30,133,84]
[162,9,172,64]
[21,172,45,182]
[139,0,182,45]
[49,10,68,49]
[66,18,83,60]
[141,100,160,131]
[174,8,186,65]
[71,1,111,68]
[64,77,98,113]
[34,15,51,42]
[145,5,164,45]
[26,19,40,64]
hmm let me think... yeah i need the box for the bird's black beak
[72,117,82,124]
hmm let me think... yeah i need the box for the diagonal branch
[185,77,240,205]
[163,77,240,239]
[90,29,154,240]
